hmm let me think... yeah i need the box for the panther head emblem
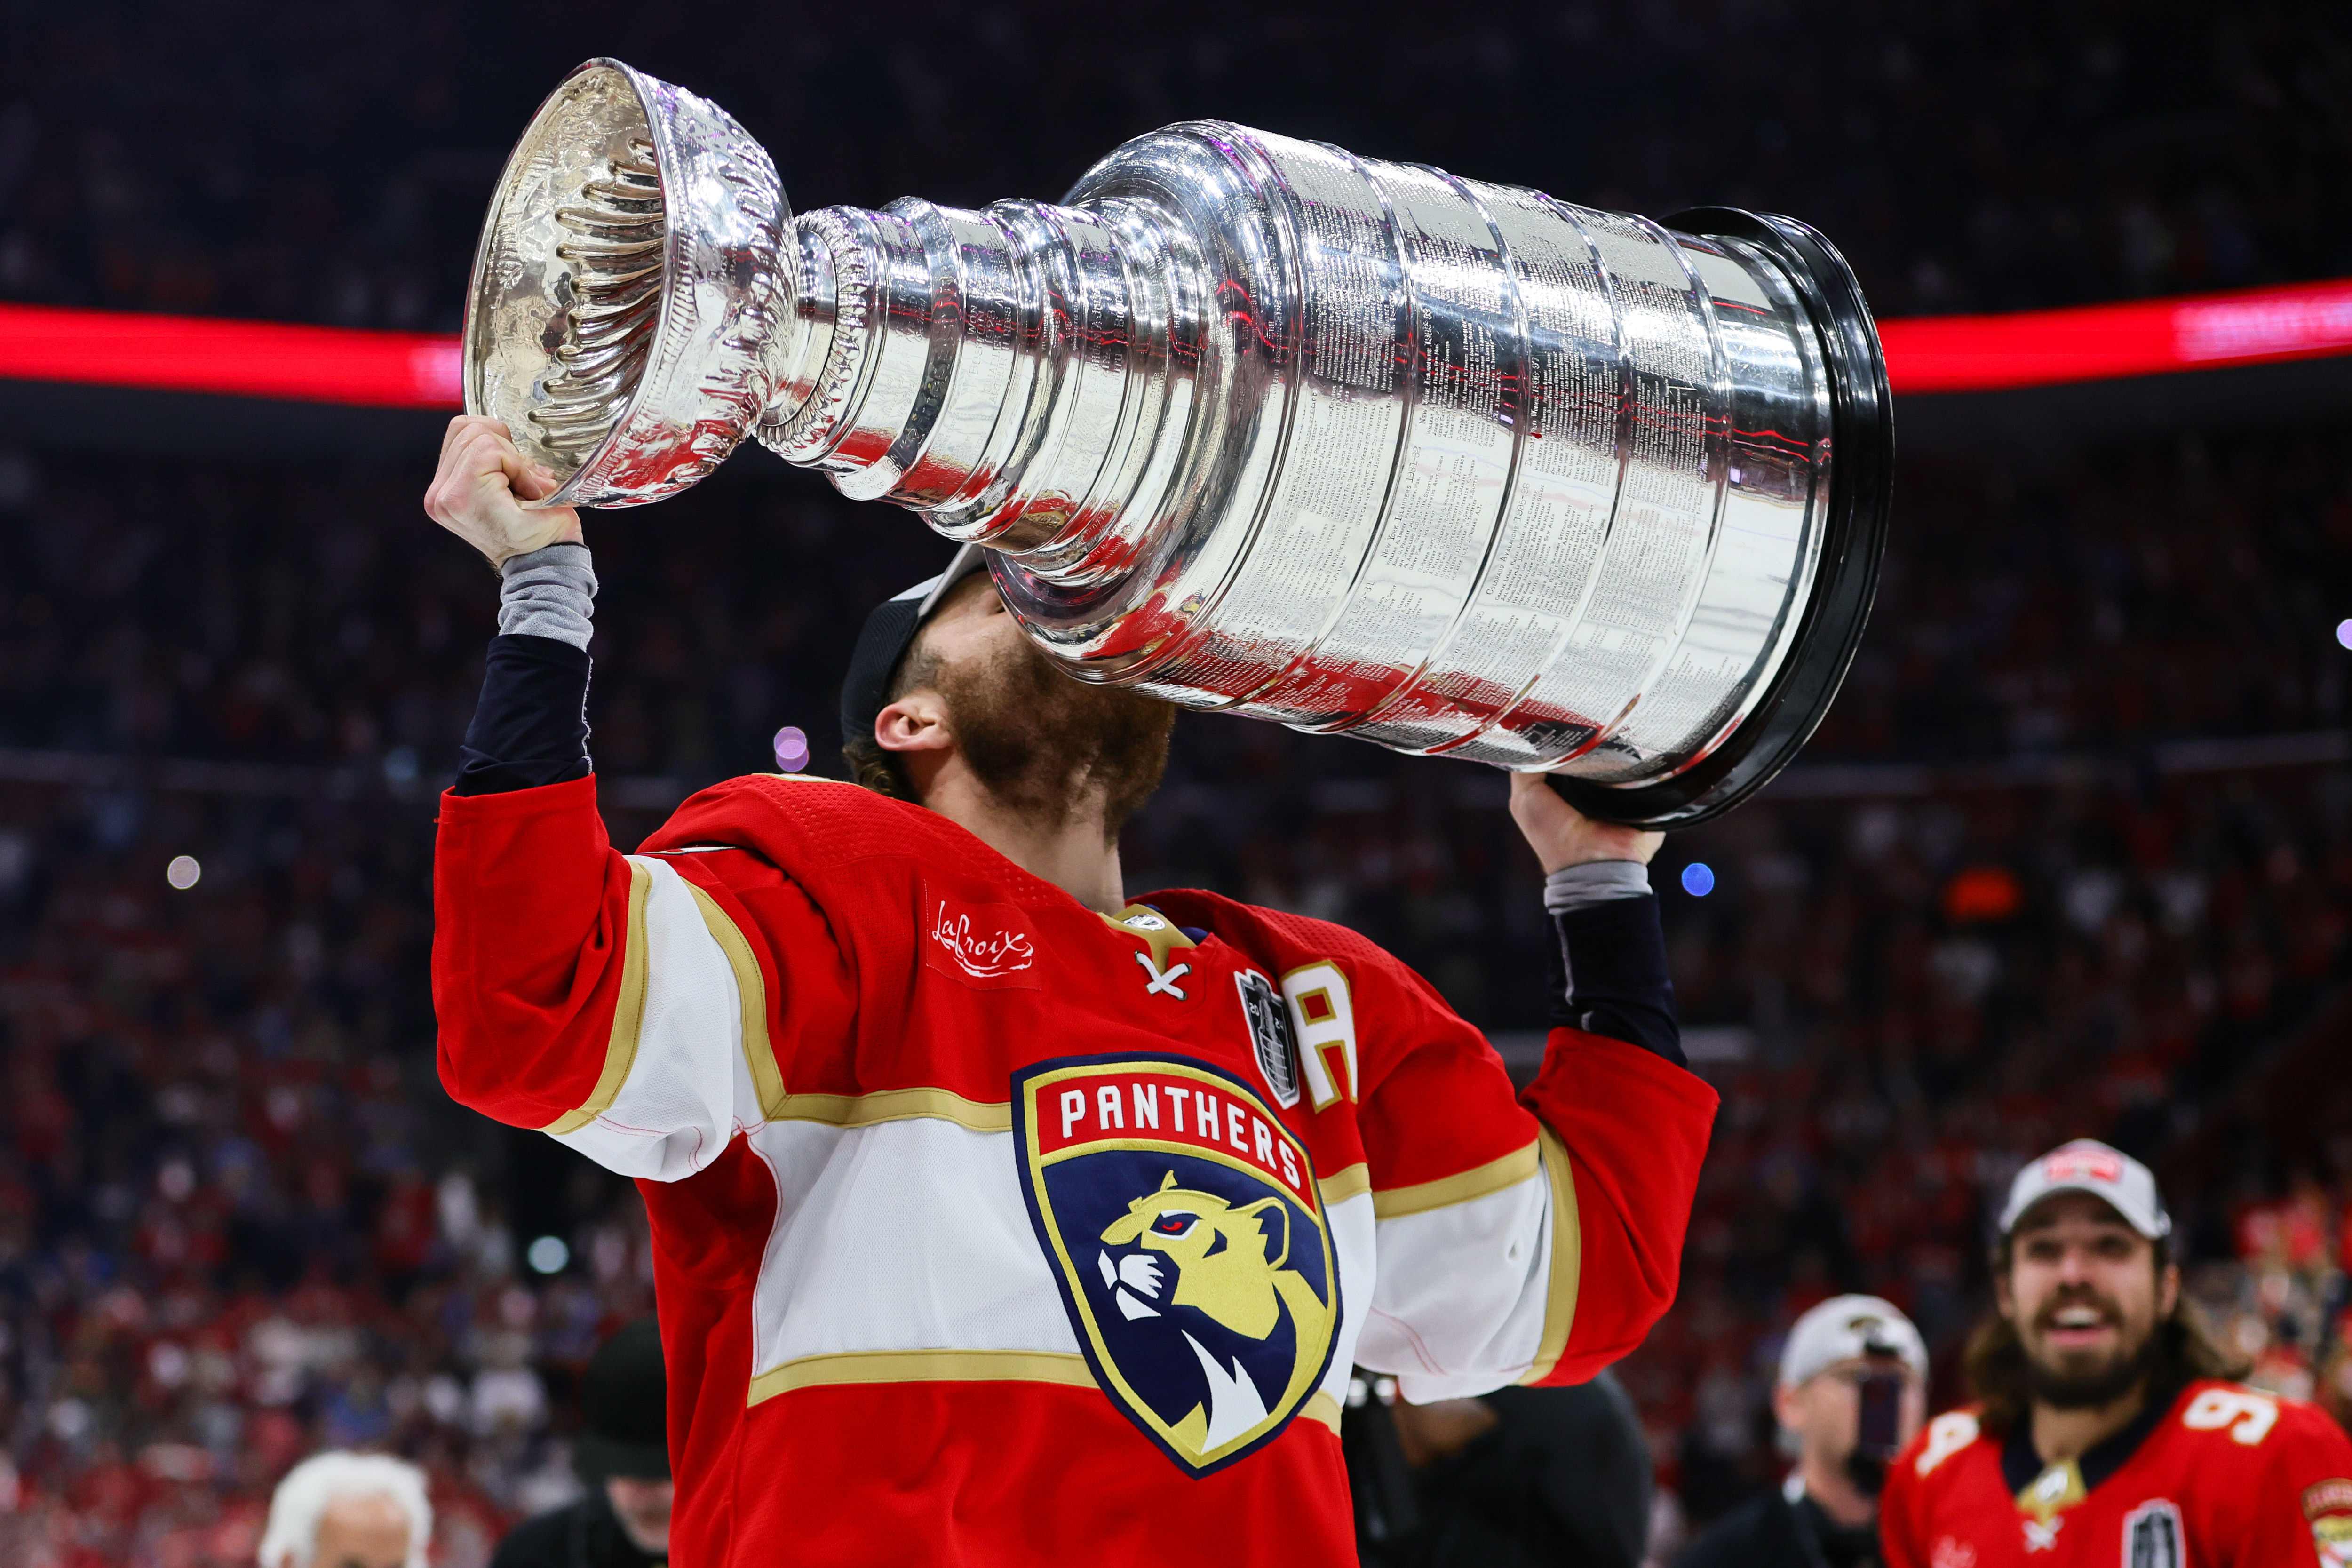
[1096,1171,1332,1458]
[1102,1172,1304,1338]
[1015,1057,1341,1474]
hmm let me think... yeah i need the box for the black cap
[836,543,990,748]
[573,1318,669,1482]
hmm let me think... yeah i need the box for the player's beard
[2020,1287,2158,1409]
[935,629,1176,840]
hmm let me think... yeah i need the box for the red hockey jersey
[432,772,1718,1567]
[1882,1379,2352,1568]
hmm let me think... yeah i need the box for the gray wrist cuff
[1543,860,1652,913]
[498,542,597,650]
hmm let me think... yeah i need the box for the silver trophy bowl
[466,60,1893,826]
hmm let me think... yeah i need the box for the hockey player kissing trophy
[429,59,1892,1566]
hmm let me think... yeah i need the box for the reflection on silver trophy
[465,60,1892,824]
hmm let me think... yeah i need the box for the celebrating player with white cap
[1881,1138,2352,1567]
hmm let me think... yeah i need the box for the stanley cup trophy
[465,60,1892,826]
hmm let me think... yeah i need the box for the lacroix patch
[922,883,1042,990]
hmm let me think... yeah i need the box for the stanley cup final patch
[1010,1054,1339,1477]
[1235,970,1301,1108]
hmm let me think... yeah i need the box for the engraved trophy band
[464,60,1892,825]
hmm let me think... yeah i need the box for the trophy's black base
[1547,208,1895,831]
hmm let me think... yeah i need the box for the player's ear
[875,688,953,754]
[1771,1380,1804,1433]
[1238,1198,1290,1269]
[2156,1257,2180,1318]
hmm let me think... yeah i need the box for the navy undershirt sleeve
[1544,894,1683,1067]
[452,633,592,796]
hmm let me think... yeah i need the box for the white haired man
[258,1451,432,1568]
[1681,1295,1929,1568]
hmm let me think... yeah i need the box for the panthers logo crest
[1012,1054,1339,1476]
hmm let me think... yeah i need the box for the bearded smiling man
[1881,1139,2352,1567]
[422,418,1719,1568]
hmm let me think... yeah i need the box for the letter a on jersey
[1011,1054,1339,1477]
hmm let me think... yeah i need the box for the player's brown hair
[839,632,947,800]
[841,732,910,798]
[1963,1234,2248,1435]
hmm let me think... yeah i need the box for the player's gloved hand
[423,414,585,569]
[1508,772,1664,875]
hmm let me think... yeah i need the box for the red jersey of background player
[1881,1377,2352,1567]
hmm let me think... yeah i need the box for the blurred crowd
[1615,759,2352,1553]
[0,0,2347,334]
[0,406,2346,1562]
[0,780,660,1566]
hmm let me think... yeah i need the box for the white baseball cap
[1779,1295,1928,1388]
[1997,1138,2171,1241]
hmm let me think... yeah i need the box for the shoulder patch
[1234,970,1300,1109]
[1916,1410,1980,1477]
[923,881,1042,990]
[2307,1479,2352,1520]
[2120,1499,2183,1568]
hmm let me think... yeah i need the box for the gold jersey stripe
[2015,1458,2086,1520]
[744,1351,1348,1440]
[542,859,653,1137]
[774,1086,1014,1135]
[681,876,787,1120]
[747,1348,1096,1406]
[1318,1162,1372,1207]
[1518,1124,1582,1385]
[1371,1139,1542,1218]
[1097,903,1198,968]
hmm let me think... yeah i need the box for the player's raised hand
[1508,772,1664,875]
[422,415,584,568]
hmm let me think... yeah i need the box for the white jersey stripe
[1359,1167,1553,1403]
[744,1117,1080,1385]
[544,856,762,1182]
[679,875,787,1119]
[734,1118,1406,1420]
[1320,1188,1375,1411]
